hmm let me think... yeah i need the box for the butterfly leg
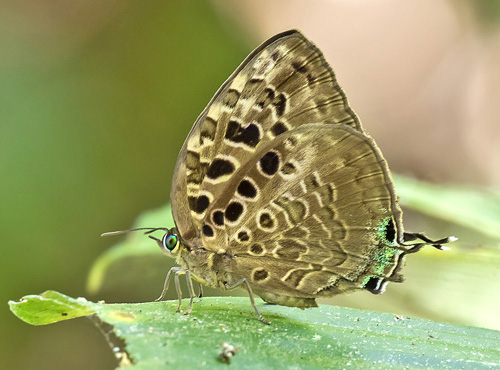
[173,269,184,312]
[155,266,184,302]
[184,269,197,315]
[156,267,197,314]
[226,278,270,325]
[198,283,204,298]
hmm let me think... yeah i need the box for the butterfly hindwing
[221,124,404,296]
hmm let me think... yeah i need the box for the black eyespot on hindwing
[237,179,257,199]
[259,151,280,176]
[252,268,269,281]
[363,276,386,294]
[237,230,250,242]
[385,218,396,244]
[225,202,244,222]
[202,224,214,237]
[258,212,274,229]
[212,210,224,226]
[250,243,264,255]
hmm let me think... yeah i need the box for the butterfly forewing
[172,30,368,248]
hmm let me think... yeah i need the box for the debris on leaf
[218,342,240,364]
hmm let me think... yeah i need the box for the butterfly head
[101,227,182,256]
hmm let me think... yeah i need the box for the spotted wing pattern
[170,30,404,300]
[227,124,403,298]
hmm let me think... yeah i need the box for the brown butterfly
[103,30,454,324]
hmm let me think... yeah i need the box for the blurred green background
[2,1,499,369]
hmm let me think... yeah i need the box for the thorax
[176,246,237,289]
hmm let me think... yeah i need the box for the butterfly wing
[171,30,366,249]
[224,124,405,301]
[167,29,452,308]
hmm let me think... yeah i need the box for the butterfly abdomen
[257,291,318,308]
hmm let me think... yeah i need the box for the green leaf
[8,290,95,325]
[9,292,500,369]
[393,175,500,240]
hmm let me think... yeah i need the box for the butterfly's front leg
[155,266,196,315]
[155,266,183,302]
[173,268,184,312]
[183,270,197,315]
[172,268,197,314]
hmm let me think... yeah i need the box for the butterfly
[103,30,454,324]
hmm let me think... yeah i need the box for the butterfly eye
[163,234,178,251]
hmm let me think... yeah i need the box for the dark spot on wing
[271,122,287,136]
[385,218,396,244]
[237,179,257,199]
[364,276,384,294]
[195,195,210,213]
[281,162,296,175]
[212,210,224,226]
[252,268,268,281]
[225,202,244,222]
[223,88,240,108]
[237,231,249,242]
[259,151,280,176]
[206,159,234,179]
[202,224,214,237]
[225,121,260,147]
[259,212,274,229]
[292,61,307,73]
[250,243,263,255]
[272,93,287,116]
